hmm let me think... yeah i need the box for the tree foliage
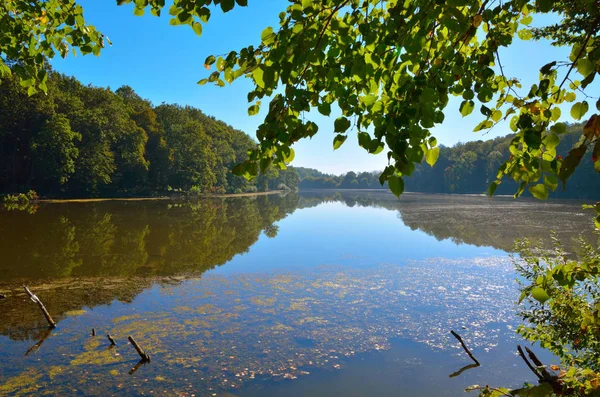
[0,69,299,197]
[2,0,599,198]
[0,0,108,94]
[295,123,600,199]
[473,233,600,396]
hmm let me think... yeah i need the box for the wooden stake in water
[128,336,150,362]
[23,286,56,329]
[107,334,116,346]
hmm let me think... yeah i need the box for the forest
[298,123,600,199]
[0,69,299,198]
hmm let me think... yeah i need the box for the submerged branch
[518,345,544,381]
[23,286,56,329]
[450,330,480,365]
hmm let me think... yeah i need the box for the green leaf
[253,67,265,88]
[425,147,440,166]
[459,100,474,117]
[378,166,394,186]
[544,175,558,191]
[216,57,226,72]
[318,103,331,116]
[480,105,492,117]
[133,6,145,16]
[333,135,348,150]
[488,181,499,196]
[220,0,235,12]
[521,15,533,25]
[334,117,351,133]
[369,141,384,154]
[177,11,190,23]
[388,175,404,197]
[540,62,556,75]
[570,101,589,120]
[235,0,248,6]
[516,383,554,397]
[362,94,377,107]
[208,71,219,82]
[204,55,216,66]
[248,104,260,116]
[281,147,295,163]
[565,92,576,102]
[358,132,371,149]
[491,110,502,122]
[576,59,595,77]
[531,287,551,304]
[545,133,559,150]
[232,162,247,176]
[197,78,208,86]
[537,0,552,12]
[192,22,202,36]
[518,29,532,40]
[261,27,275,45]
[550,122,567,135]
[224,68,234,84]
[593,141,600,173]
[529,184,548,200]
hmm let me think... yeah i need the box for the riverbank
[38,190,286,203]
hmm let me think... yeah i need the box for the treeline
[405,123,598,198]
[297,167,386,190]
[297,123,600,199]
[0,68,299,197]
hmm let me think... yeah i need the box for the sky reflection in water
[213,201,505,274]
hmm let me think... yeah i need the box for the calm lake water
[0,191,594,396]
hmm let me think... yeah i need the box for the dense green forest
[0,69,299,197]
[298,124,600,199]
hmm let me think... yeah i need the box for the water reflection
[0,191,592,282]
[298,190,594,253]
[0,191,593,396]
[0,195,299,281]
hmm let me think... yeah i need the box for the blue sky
[51,1,590,174]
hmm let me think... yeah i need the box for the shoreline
[39,190,286,203]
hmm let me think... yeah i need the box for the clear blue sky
[51,1,592,174]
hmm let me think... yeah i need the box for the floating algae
[0,256,521,396]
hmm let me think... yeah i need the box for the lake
[0,191,594,396]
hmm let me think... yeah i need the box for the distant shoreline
[39,190,286,203]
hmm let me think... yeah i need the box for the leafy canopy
[0,0,108,94]
[1,0,600,197]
